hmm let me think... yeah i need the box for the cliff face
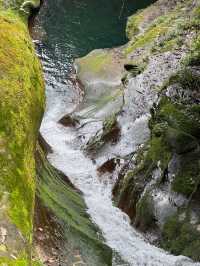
[1,0,199,264]
[0,0,45,264]
[115,0,200,261]
[74,0,200,262]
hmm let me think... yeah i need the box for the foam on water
[35,1,200,264]
[40,67,200,266]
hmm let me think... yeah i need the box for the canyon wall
[74,0,200,261]
[0,0,44,264]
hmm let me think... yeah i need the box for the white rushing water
[40,53,200,266]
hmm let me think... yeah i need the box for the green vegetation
[125,18,169,55]
[184,35,200,66]
[135,193,155,231]
[126,9,145,39]
[36,144,112,266]
[85,113,120,152]
[148,69,200,197]
[0,0,45,264]
[172,150,200,197]
[76,51,113,76]
[0,257,43,266]
[125,1,200,56]
[36,145,99,239]
[162,213,200,261]
[114,1,200,259]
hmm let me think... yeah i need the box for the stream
[33,0,200,265]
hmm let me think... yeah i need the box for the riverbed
[33,1,200,265]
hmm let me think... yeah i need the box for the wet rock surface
[59,115,78,127]
[35,143,113,266]
[71,0,200,263]
[111,0,200,259]
[34,197,87,266]
[34,0,200,264]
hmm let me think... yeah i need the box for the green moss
[126,10,144,39]
[155,99,200,139]
[172,150,200,197]
[179,6,200,32]
[184,35,200,66]
[165,127,198,154]
[125,21,169,55]
[0,257,43,265]
[152,6,200,54]
[0,10,44,233]
[114,143,156,220]
[125,1,200,56]
[168,69,200,92]
[77,51,113,75]
[36,146,98,239]
[135,193,155,231]
[115,131,171,207]
[85,113,120,152]
[0,2,45,264]
[148,136,172,169]
[162,213,200,261]
[149,63,200,197]
[36,144,112,266]
[125,6,182,55]
[154,36,183,53]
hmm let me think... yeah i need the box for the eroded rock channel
[32,0,200,265]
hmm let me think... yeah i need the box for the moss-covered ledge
[0,0,45,264]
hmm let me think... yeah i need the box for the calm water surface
[35,0,154,70]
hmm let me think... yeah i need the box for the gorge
[0,0,200,265]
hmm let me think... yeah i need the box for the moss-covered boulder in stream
[0,0,45,264]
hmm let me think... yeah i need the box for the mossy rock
[126,9,144,39]
[165,127,198,154]
[184,35,200,66]
[161,213,200,262]
[0,0,40,12]
[114,144,157,222]
[115,35,200,243]
[135,193,156,232]
[85,113,120,152]
[172,150,200,197]
[167,68,200,93]
[149,72,200,197]
[0,1,45,263]
[125,1,200,57]
[156,102,200,139]
[125,5,181,55]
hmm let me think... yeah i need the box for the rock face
[0,0,45,264]
[75,0,200,262]
[113,0,200,262]
[35,143,112,266]
[74,49,125,152]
